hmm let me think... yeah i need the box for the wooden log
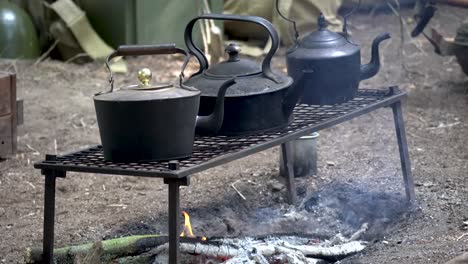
[74,241,104,264]
[281,241,367,260]
[24,235,165,264]
[26,234,367,263]
[149,238,366,261]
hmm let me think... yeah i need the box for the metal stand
[41,155,65,264]
[390,100,415,202]
[164,161,190,264]
[43,173,56,264]
[34,88,414,264]
[279,88,415,204]
[280,142,297,204]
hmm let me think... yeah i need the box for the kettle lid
[204,43,261,77]
[94,68,200,102]
[299,14,347,49]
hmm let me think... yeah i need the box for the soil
[0,5,467,264]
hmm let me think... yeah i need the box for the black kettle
[93,44,235,162]
[184,13,312,136]
[277,0,391,105]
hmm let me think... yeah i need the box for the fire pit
[34,87,414,264]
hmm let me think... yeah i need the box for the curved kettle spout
[195,78,236,135]
[282,70,314,116]
[360,32,391,81]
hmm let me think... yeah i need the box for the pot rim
[197,76,294,98]
[298,132,319,140]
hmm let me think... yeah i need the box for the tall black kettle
[184,14,312,136]
[277,0,391,105]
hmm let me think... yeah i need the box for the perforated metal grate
[35,88,403,178]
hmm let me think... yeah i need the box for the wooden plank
[0,71,17,157]
[0,114,13,157]
[10,73,17,153]
[0,73,12,116]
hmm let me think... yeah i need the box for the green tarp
[76,0,223,48]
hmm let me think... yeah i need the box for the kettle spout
[195,78,236,135]
[360,32,391,81]
[282,70,314,116]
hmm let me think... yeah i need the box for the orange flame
[180,210,208,241]
[180,211,195,237]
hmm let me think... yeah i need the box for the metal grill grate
[35,89,400,178]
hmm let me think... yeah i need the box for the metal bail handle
[276,0,299,43]
[184,13,280,82]
[104,44,193,93]
[341,0,361,36]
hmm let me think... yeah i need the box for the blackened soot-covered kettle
[93,44,235,162]
[276,0,391,105]
[183,13,313,136]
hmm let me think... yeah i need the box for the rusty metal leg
[164,177,190,264]
[43,172,56,264]
[392,101,416,203]
[281,142,297,204]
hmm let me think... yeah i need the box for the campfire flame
[180,210,207,241]
[180,211,194,237]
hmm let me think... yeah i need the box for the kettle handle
[184,13,280,82]
[275,0,299,43]
[105,44,192,92]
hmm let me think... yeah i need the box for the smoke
[240,181,414,241]
[301,182,413,240]
[109,181,414,245]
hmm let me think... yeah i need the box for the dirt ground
[0,5,467,264]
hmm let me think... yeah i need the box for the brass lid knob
[137,68,152,87]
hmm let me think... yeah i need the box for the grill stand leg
[391,101,416,203]
[164,177,190,264]
[41,155,66,264]
[43,173,56,264]
[281,142,297,204]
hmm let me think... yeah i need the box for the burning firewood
[153,223,369,263]
[26,215,369,264]
[26,235,367,264]
[148,235,366,264]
